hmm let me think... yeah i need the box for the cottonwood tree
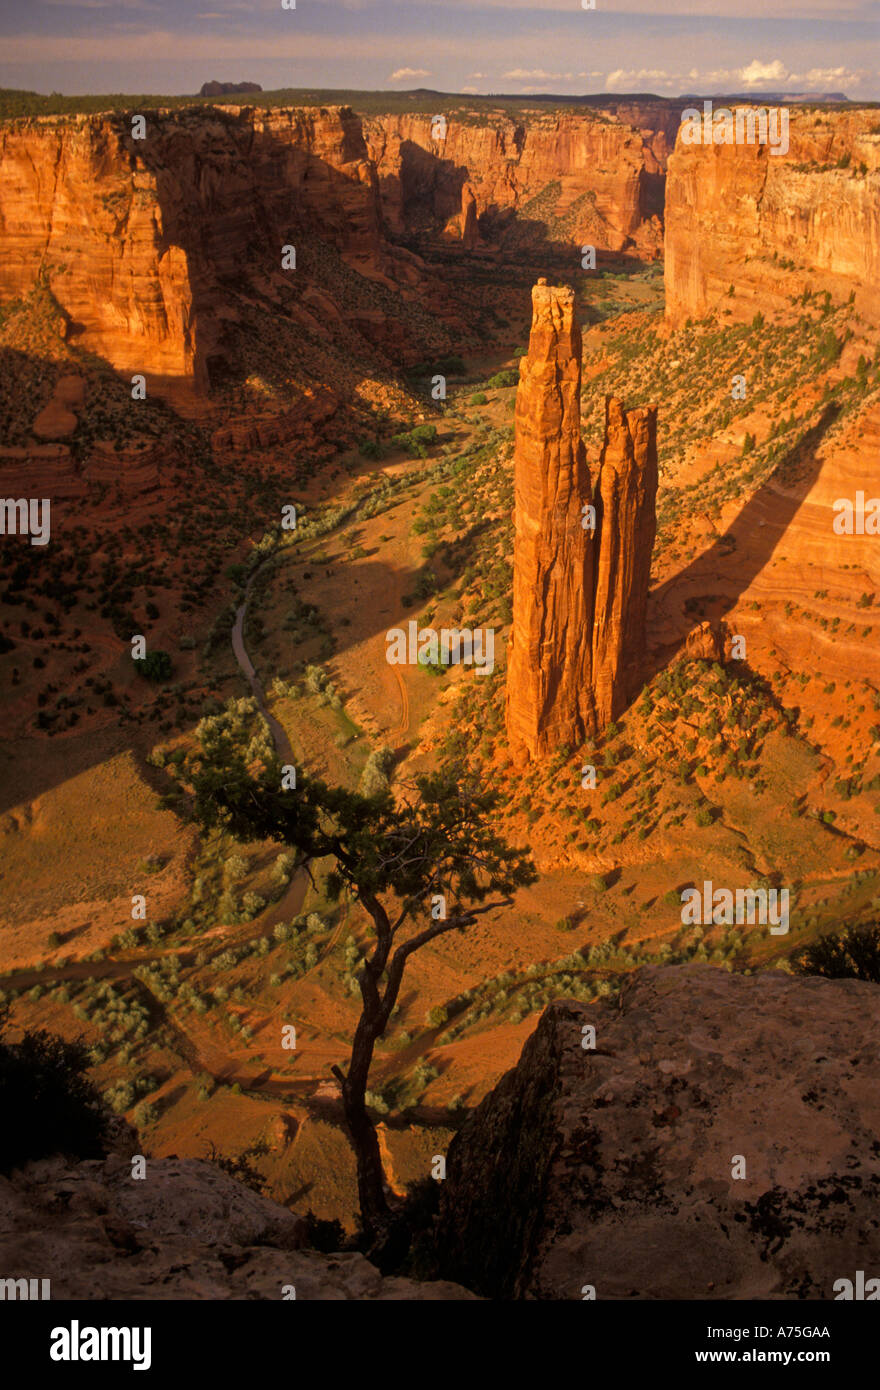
[188,731,535,1252]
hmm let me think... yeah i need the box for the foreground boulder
[0,1155,476,1300]
[434,965,880,1299]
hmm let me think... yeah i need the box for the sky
[0,0,877,100]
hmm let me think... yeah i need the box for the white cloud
[738,58,788,86]
[605,68,677,90]
[388,67,431,81]
[733,58,862,89]
[784,65,863,88]
[503,68,573,81]
[601,58,865,93]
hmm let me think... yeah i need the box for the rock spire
[505,279,658,759]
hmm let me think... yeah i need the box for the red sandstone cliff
[665,108,880,327]
[506,282,658,759]
[0,103,671,396]
[0,115,195,380]
[0,106,412,391]
[364,111,664,256]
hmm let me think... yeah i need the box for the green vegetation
[390,424,438,458]
[134,649,173,682]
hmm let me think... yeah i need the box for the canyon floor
[2,237,879,1229]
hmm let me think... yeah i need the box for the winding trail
[230,559,308,927]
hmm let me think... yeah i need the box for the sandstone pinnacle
[591,395,659,727]
[505,280,658,758]
[461,183,479,249]
[506,281,598,759]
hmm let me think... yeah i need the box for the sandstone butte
[506,279,658,760]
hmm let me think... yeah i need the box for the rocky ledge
[433,964,880,1299]
[0,1154,476,1300]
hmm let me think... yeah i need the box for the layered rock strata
[0,106,403,389]
[506,280,657,759]
[0,103,671,393]
[364,109,666,256]
[665,108,880,327]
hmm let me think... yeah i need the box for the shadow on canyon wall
[642,402,841,684]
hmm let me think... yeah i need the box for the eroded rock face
[0,103,673,394]
[364,109,668,256]
[0,106,396,389]
[665,109,880,328]
[685,619,732,663]
[461,183,479,250]
[0,1155,477,1300]
[434,965,880,1300]
[505,280,598,759]
[591,397,658,726]
[0,115,196,380]
[505,282,658,758]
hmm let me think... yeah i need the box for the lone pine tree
[189,742,535,1255]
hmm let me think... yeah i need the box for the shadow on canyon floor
[0,390,841,821]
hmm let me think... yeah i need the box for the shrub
[793,922,880,983]
[390,424,438,458]
[359,745,395,798]
[301,1210,347,1252]
[134,650,173,682]
[0,1007,112,1174]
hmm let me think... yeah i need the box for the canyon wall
[364,110,664,256]
[506,280,658,760]
[0,115,196,380]
[665,108,880,327]
[0,102,670,393]
[0,106,408,390]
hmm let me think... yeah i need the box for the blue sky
[0,0,877,99]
